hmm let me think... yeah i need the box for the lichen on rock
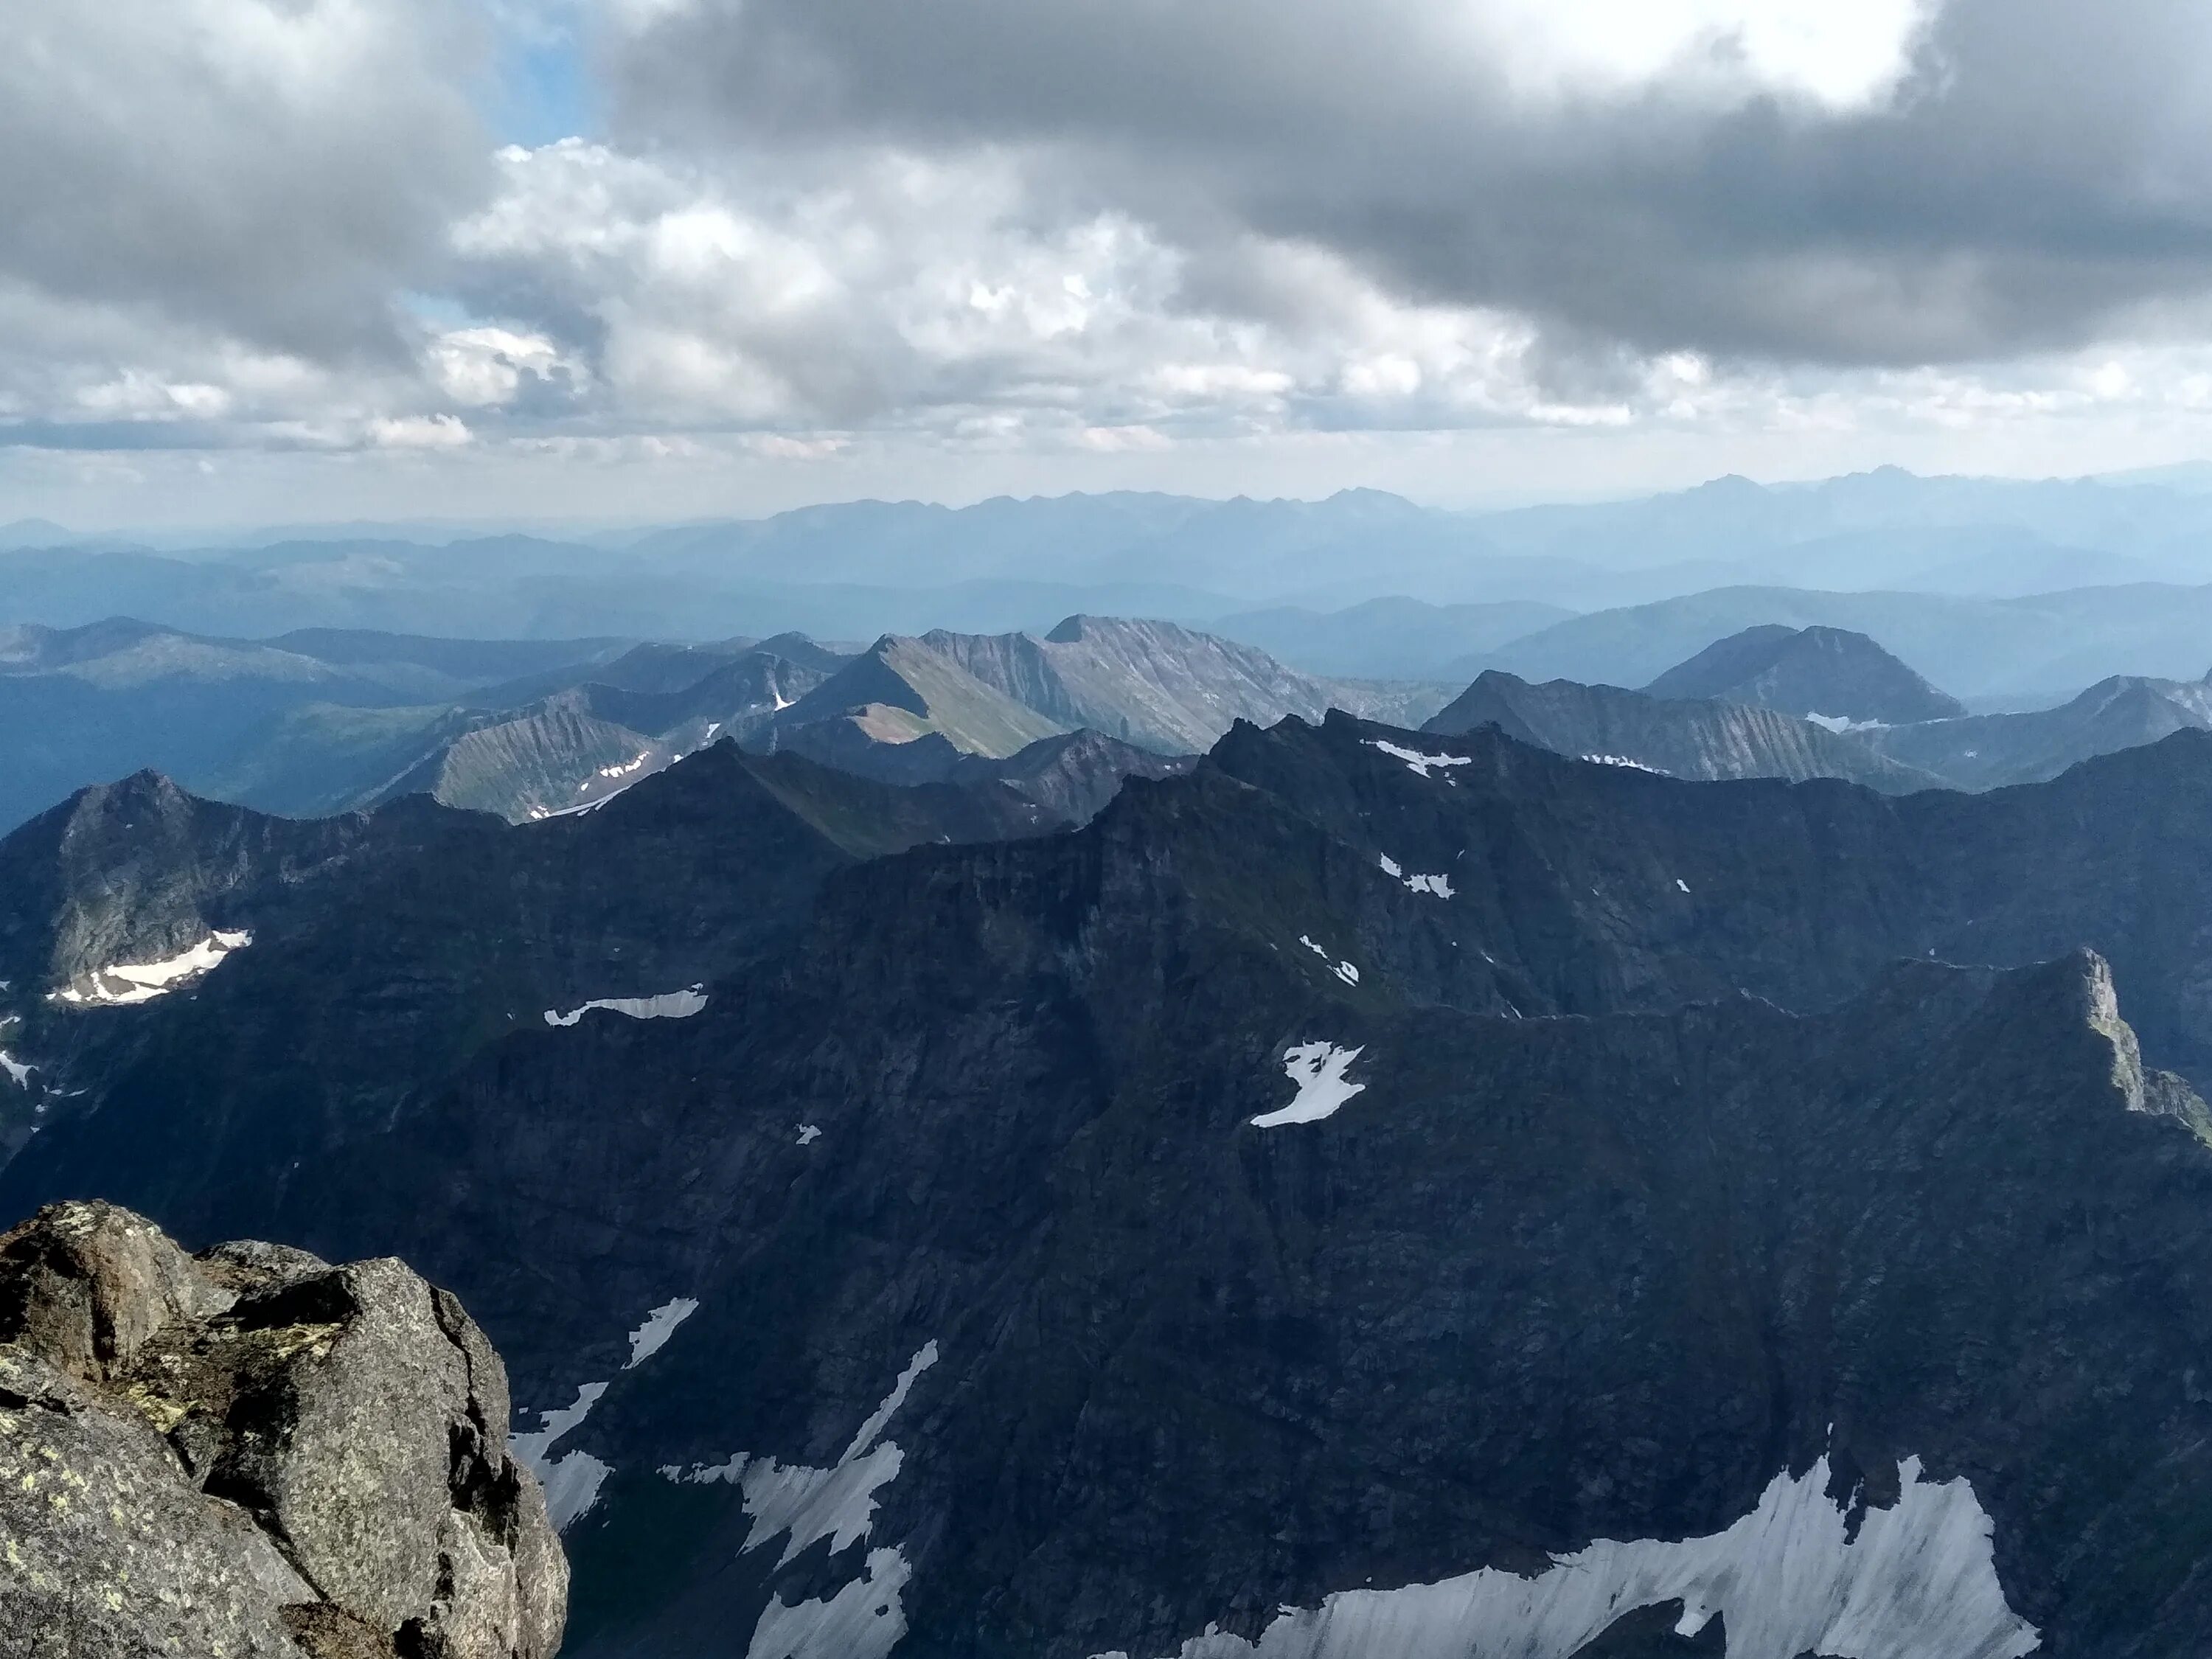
[0,1200,566,1659]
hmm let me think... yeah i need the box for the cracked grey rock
[0,1201,564,1659]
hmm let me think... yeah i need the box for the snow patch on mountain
[515,1292,706,1532]
[1298,936,1358,985]
[1379,852,1454,898]
[1581,753,1668,774]
[625,1298,699,1368]
[740,1444,908,1568]
[0,1052,31,1089]
[1252,1043,1367,1128]
[543,987,708,1026]
[541,1453,612,1533]
[1364,740,1472,779]
[745,1545,911,1659]
[510,1380,611,1532]
[529,794,616,820]
[52,929,252,1006]
[1105,1453,2035,1659]
[1806,712,1890,734]
[664,1342,939,1659]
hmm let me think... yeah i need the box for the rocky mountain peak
[1644,624,1965,725]
[0,1200,565,1658]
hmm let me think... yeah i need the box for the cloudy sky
[8,0,2212,527]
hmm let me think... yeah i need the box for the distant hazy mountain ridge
[28,469,2212,649]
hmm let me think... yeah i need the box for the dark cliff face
[145,875,2212,1655]
[0,768,413,993]
[0,743,1062,1180]
[765,725,1192,826]
[9,718,2212,1650]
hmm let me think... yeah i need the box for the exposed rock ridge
[0,1201,564,1659]
[0,769,391,995]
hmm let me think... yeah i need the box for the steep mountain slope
[776,616,1453,776]
[1865,672,2212,789]
[16,720,2212,1649]
[218,645,844,825]
[923,615,1451,751]
[15,718,2212,1652]
[0,745,1064,1170]
[198,700,474,819]
[377,700,681,821]
[358,950,2212,1659]
[0,769,396,998]
[945,728,1196,825]
[1643,624,1965,723]
[768,722,1192,822]
[773,635,1072,760]
[1421,669,1943,791]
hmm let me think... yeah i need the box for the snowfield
[1098,1453,2035,1659]
[52,930,253,1007]
[544,987,709,1026]
[1252,1043,1368,1128]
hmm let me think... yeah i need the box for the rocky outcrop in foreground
[0,1201,564,1659]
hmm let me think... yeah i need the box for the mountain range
[24,605,2212,846]
[27,471,2212,1651]
[0,615,1449,835]
[1434,624,2212,797]
[10,709,2212,1651]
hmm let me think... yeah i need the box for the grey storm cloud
[1,0,493,364]
[609,0,2212,368]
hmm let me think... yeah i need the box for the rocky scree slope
[0,1200,563,1658]
[763,615,1451,773]
[318,643,847,824]
[15,720,2212,1650]
[1422,669,1944,792]
[917,614,1452,751]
